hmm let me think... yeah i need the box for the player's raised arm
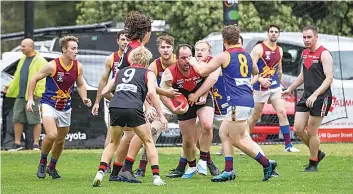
[189,67,221,106]
[187,53,227,77]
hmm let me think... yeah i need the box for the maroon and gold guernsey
[253,42,281,91]
[154,54,176,86]
[110,50,122,79]
[40,57,82,111]
[302,46,332,99]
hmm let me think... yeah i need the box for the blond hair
[59,35,79,52]
[128,46,152,67]
[195,40,212,52]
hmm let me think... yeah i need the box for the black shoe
[302,150,326,168]
[318,150,326,164]
[303,160,318,172]
[8,144,24,152]
[166,169,184,178]
[207,161,220,176]
[304,165,318,172]
[118,170,142,183]
[109,174,121,182]
[37,164,47,179]
[46,167,62,180]
[134,168,146,178]
[262,160,277,181]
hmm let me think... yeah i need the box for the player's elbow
[252,69,259,75]
[77,82,85,89]
[103,93,112,101]
[101,89,108,96]
[199,70,209,77]
[148,91,158,101]
[101,86,111,96]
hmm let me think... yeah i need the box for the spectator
[5,38,47,151]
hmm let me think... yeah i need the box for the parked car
[203,32,353,143]
[1,49,181,148]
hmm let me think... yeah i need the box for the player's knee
[55,138,65,147]
[201,127,213,137]
[251,111,262,121]
[200,122,213,132]
[45,131,57,141]
[276,109,287,120]
[109,137,120,146]
[182,139,194,148]
[122,132,135,143]
[219,133,228,142]
[293,123,304,133]
[232,138,242,148]
[140,135,153,145]
[306,127,318,137]
[121,138,132,146]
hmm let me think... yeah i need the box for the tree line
[1,1,352,51]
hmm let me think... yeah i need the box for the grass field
[1,144,353,194]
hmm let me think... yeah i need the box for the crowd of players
[25,11,333,187]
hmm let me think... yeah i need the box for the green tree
[76,1,309,45]
[1,1,79,34]
[283,1,353,36]
[239,1,301,32]
[76,1,224,46]
[1,1,80,52]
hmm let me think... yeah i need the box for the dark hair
[124,11,152,42]
[156,34,174,47]
[117,30,127,40]
[222,25,240,45]
[239,35,244,45]
[267,24,280,32]
[175,44,192,58]
[302,25,318,34]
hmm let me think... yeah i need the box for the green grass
[2,144,353,194]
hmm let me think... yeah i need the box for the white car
[203,32,353,143]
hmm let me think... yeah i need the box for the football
[171,94,189,111]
